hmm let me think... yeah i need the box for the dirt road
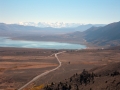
[18,51,66,90]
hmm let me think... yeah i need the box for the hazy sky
[0,0,120,24]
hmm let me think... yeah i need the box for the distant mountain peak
[17,22,84,28]
[16,22,105,28]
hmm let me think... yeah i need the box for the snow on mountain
[17,22,83,28]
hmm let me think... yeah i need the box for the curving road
[18,51,66,90]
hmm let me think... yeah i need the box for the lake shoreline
[0,37,86,50]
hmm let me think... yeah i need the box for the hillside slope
[84,21,120,46]
[43,62,120,90]
[0,23,104,37]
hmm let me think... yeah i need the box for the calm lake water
[0,37,86,49]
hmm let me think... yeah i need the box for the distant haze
[0,23,105,36]
[16,22,105,28]
[0,21,120,47]
[17,22,83,28]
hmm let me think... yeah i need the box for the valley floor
[0,48,59,90]
[0,48,120,90]
[25,49,120,90]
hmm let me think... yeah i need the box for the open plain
[0,47,60,90]
[24,49,120,90]
[0,48,120,90]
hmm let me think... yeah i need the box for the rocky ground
[43,62,120,90]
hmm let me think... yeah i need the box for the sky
[0,0,120,24]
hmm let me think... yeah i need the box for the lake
[0,37,86,49]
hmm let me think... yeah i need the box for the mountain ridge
[1,21,120,47]
[84,21,120,46]
[0,23,104,36]
[16,22,105,28]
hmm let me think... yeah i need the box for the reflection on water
[0,37,86,49]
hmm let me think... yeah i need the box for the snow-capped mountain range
[17,22,85,28]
